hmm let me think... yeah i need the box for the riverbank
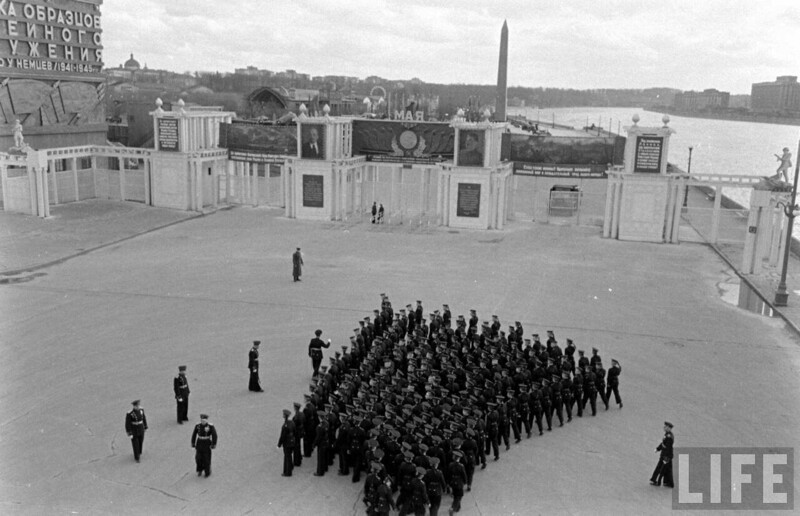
[644,106,800,127]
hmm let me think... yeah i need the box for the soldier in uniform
[582,366,598,416]
[313,418,330,476]
[401,467,429,516]
[541,379,553,431]
[292,247,304,282]
[422,457,446,516]
[308,329,331,378]
[447,451,468,514]
[577,349,589,371]
[191,413,218,477]
[595,362,609,410]
[590,347,602,368]
[561,372,573,422]
[125,399,148,462]
[606,359,623,408]
[174,365,190,424]
[530,383,544,435]
[373,475,396,515]
[650,421,675,487]
[550,375,564,427]
[303,398,318,458]
[292,402,305,467]
[248,340,264,392]
[278,409,296,477]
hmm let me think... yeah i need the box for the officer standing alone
[124,400,148,463]
[191,414,217,477]
[248,340,264,392]
[173,365,190,424]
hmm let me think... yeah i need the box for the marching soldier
[173,365,190,424]
[422,457,446,516]
[447,451,468,514]
[561,372,574,422]
[582,366,598,416]
[308,329,331,378]
[551,375,564,427]
[303,398,318,458]
[572,368,584,418]
[650,421,675,488]
[530,383,544,436]
[313,418,330,476]
[541,379,553,431]
[191,413,217,477]
[590,347,602,368]
[595,362,609,410]
[577,349,589,371]
[606,359,623,409]
[278,409,296,477]
[124,399,148,463]
[248,340,264,392]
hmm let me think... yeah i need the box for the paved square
[2,206,799,515]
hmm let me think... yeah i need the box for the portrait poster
[458,130,485,167]
[301,124,326,160]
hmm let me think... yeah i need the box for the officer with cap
[308,329,331,378]
[191,413,217,477]
[248,340,264,392]
[173,365,190,424]
[292,247,303,282]
[278,408,296,476]
[422,457,446,516]
[124,399,148,462]
[447,450,468,514]
[650,421,674,487]
[292,402,305,467]
[606,359,623,409]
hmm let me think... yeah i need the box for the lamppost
[683,145,694,208]
[773,139,800,307]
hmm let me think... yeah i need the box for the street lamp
[773,139,800,306]
[683,145,694,208]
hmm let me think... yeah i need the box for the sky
[102,0,800,94]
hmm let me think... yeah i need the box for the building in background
[673,88,730,111]
[751,76,800,115]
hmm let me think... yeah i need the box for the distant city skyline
[104,0,799,94]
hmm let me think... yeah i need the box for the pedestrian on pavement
[371,201,377,223]
[173,365,190,424]
[377,203,384,223]
[293,247,304,282]
[124,399,148,463]
[191,413,217,477]
[278,409,296,477]
[606,359,623,409]
[308,329,330,378]
[248,340,264,392]
[650,421,675,488]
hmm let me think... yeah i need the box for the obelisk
[495,20,508,122]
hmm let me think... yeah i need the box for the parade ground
[1,200,799,515]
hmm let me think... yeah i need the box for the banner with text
[352,120,454,164]
[219,121,297,162]
[0,0,104,76]
[503,134,624,176]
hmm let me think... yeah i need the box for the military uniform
[278,409,296,476]
[124,400,148,462]
[292,403,305,466]
[248,341,264,392]
[173,365,190,424]
[191,414,217,477]
[606,360,623,408]
[308,330,331,378]
[650,422,675,487]
[292,247,303,281]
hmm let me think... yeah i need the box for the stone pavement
[1,199,799,515]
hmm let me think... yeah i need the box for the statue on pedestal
[10,119,31,153]
[775,147,793,183]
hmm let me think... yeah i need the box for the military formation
[278,294,623,515]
